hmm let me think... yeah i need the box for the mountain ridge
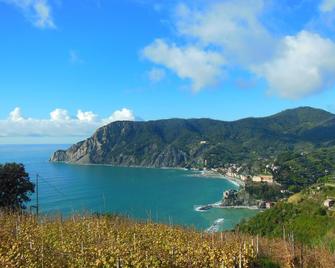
[50,107,335,168]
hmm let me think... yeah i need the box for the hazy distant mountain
[50,107,335,168]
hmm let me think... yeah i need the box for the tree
[0,163,35,210]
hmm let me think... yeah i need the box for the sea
[0,144,259,231]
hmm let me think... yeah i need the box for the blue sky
[1,0,335,143]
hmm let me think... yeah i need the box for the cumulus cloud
[1,0,55,29]
[256,31,335,99]
[319,0,335,12]
[0,107,136,139]
[142,0,335,99]
[148,67,166,83]
[9,107,24,122]
[142,0,272,92]
[77,110,97,122]
[106,108,135,123]
[175,0,275,65]
[142,39,225,91]
[50,108,71,121]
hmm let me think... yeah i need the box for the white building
[324,199,335,208]
[252,175,274,183]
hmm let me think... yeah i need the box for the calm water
[0,144,258,231]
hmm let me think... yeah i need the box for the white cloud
[106,108,135,123]
[319,0,335,12]
[175,0,275,66]
[9,107,24,122]
[0,107,136,140]
[148,67,166,83]
[77,110,97,122]
[142,0,335,99]
[142,0,272,92]
[33,0,54,28]
[50,108,70,121]
[256,31,335,99]
[1,0,55,29]
[142,39,225,91]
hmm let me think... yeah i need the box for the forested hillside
[51,107,335,168]
[238,183,335,250]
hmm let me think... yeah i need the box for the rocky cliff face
[50,121,197,167]
[50,107,335,168]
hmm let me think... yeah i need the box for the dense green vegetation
[273,147,335,192]
[0,163,34,210]
[244,182,284,201]
[238,184,335,250]
[51,107,335,168]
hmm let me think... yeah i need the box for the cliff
[50,107,335,168]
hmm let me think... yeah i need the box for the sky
[1,0,335,144]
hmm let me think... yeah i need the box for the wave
[194,205,212,212]
[205,218,225,233]
[212,201,222,207]
[214,218,224,224]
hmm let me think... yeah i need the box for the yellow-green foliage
[0,213,255,268]
[287,193,303,204]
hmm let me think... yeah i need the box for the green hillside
[273,147,335,191]
[238,183,335,250]
[51,107,335,168]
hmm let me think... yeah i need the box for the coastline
[217,205,259,210]
[51,161,245,188]
[50,161,188,171]
[195,203,259,211]
[192,169,245,187]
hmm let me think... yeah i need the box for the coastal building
[259,201,275,209]
[280,189,290,194]
[266,202,275,209]
[240,175,248,181]
[324,198,335,208]
[252,175,274,184]
[258,201,266,209]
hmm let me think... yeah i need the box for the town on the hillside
[195,159,289,210]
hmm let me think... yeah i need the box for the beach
[191,169,245,187]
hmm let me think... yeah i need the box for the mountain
[50,107,335,168]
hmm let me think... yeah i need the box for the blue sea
[0,144,258,231]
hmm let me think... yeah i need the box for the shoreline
[51,161,245,187]
[195,203,259,211]
[192,169,245,187]
[50,161,188,171]
[216,205,259,210]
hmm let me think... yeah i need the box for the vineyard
[0,213,256,268]
[1,212,335,267]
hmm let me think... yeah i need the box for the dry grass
[1,212,334,267]
[0,212,256,268]
[256,236,335,268]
